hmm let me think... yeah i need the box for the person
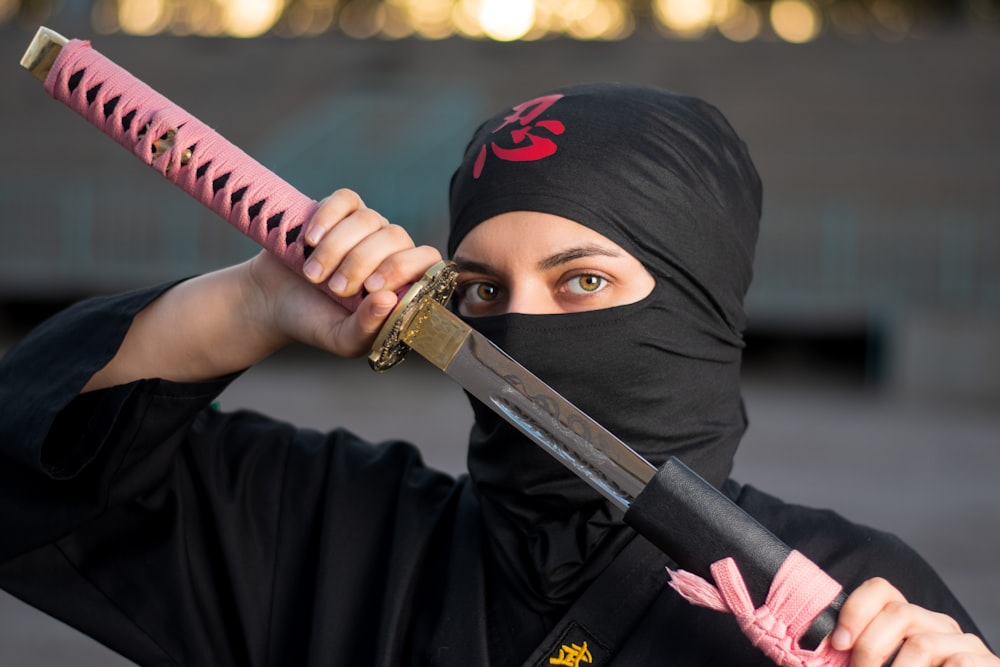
[0,82,994,667]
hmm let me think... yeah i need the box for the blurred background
[0,0,998,664]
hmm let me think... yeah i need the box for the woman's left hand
[831,577,997,666]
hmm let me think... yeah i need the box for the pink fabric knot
[667,551,849,667]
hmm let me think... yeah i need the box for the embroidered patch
[536,622,610,667]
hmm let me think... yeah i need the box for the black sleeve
[0,284,239,664]
[0,282,180,478]
[0,286,460,667]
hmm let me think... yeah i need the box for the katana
[22,27,845,656]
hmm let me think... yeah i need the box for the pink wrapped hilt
[43,38,367,312]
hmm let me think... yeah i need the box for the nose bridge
[505,277,560,315]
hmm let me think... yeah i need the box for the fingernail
[303,259,321,281]
[306,229,322,245]
[830,627,851,651]
[329,272,347,294]
[365,273,385,292]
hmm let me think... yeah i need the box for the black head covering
[447,83,762,610]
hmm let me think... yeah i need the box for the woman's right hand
[85,189,441,391]
[245,189,442,359]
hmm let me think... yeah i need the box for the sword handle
[22,27,437,370]
[624,457,846,651]
[22,27,396,317]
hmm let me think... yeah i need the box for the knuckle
[943,616,963,633]
[384,223,412,242]
[884,599,909,615]
[415,244,442,259]
[862,577,894,593]
[944,653,981,667]
[356,207,388,230]
[903,633,936,658]
[330,187,361,203]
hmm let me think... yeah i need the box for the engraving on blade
[454,334,653,509]
[491,394,634,508]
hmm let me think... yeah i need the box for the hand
[83,190,440,391]
[831,577,996,666]
[247,188,441,358]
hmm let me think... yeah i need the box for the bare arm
[84,189,441,391]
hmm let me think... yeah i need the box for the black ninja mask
[447,83,762,609]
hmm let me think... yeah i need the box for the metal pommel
[20,26,68,82]
[368,260,459,372]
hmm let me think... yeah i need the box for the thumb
[359,290,399,332]
[331,290,399,357]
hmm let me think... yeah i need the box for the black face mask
[461,280,746,608]
[447,82,761,609]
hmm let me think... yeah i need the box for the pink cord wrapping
[44,39,366,312]
[667,551,850,667]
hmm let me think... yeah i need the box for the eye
[466,282,500,302]
[565,274,608,295]
[455,280,503,310]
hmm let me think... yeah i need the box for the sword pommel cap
[21,26,69,83]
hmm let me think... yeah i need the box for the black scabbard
[623,456,846,650]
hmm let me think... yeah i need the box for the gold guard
[368,260,459,372]
[20,26,68,82]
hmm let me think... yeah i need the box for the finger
[361,244,443,295]
[853,605,961,667]
[840,581,964,667]
[303,189,366,247]
[327,290,399,358]
[867,603,962,647]
[890,631,993,667]
[302,207,392,292]
[330,225,426,294]
[319,245,444,357]
[836,578,908,647]
[833,578,907,666]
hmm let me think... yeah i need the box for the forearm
[81,190,443,392]
[83,262,286,392]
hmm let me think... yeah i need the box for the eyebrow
[536,243,624,270]
[453,243,624,275]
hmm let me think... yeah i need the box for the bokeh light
[221,0,285,37]
[118,0,170,35]
[2,0,989,41]
[480,0,536,41]
[770,0,822,41]
[653,0,717,36]
[717,0,762,40]
[0,0,18,23]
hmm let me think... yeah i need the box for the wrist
[238,257,296,355]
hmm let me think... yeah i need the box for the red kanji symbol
[473,94,566,178]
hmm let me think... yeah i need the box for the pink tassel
[667,551,850,667]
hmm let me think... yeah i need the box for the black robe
[0,284,981,666]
